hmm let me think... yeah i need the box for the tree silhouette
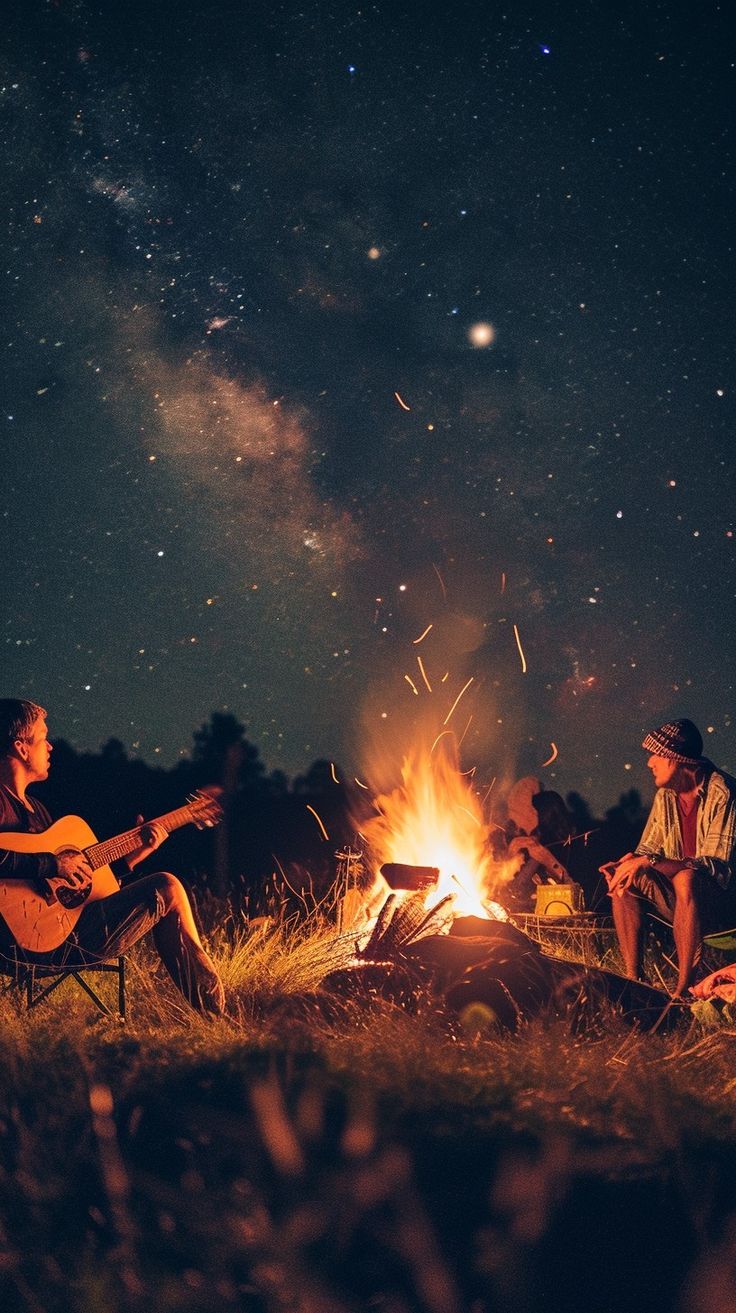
[190,712,265,791]
[292,759,339,797]
[99,737,127,763]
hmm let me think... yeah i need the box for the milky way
[4,0,734,810]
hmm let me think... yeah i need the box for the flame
[361,738,511,921]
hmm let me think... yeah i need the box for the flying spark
[394,391,411,411]
[413,623,433,644]
[456,804,481,827]
[306,804,330,841]
[432,563,447,600]
[404,674,420,695]
[513,623,527,673]
[430,729,453,754]
[443,677,474,726]
[481,776,497,805]
[330,762,340,784]
[458,714,473,747]
[417,655,432,691]
[541,742,559,766]
[354,777,370,790]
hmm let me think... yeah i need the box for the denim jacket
[635,767,736,889]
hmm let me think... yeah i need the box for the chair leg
[19,959,127,1019]
[70,972,114,1017]
[27,973,72,1008]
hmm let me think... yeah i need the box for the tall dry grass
[2,897,736,1312]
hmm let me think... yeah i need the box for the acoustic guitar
[0,791,222,953]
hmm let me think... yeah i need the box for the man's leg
[149,873,225,1015]
[671,868,701,997]
[611,888,646,981]
[67,873,225,1016]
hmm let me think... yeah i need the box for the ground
[2,918,736,1313]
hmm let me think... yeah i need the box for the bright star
[468,321,496,347]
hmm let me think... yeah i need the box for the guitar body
[0,816,120,952]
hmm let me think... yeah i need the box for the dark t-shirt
[0,786,57,959]
[0,785,55,885]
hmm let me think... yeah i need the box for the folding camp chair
[1,956,126,1018]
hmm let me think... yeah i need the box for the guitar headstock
[186,787,224,829]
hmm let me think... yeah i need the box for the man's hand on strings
[126,816,169,870]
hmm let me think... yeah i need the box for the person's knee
[612,885,642,911]
[151,871,188,911]
[672,867,698,905]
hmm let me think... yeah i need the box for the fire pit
[325,740,683,1032]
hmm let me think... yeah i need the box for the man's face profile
[17,715,52,782]
[647,754,680,789]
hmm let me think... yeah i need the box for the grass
[2,902,736,1312]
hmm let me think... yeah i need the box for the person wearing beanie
[602,719,736,997]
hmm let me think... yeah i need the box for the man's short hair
[0,699,47,758]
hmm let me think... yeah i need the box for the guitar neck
[84,805,196,870]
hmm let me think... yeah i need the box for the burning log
[380,863,439,892]
[323,894,686,1033]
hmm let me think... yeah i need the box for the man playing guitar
[0,699,225,1016]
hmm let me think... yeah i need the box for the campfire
[359,736,514,927]
[326,698,678,1038]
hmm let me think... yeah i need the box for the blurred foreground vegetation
[2,900,736,1313]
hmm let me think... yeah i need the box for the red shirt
[677,794,700,859]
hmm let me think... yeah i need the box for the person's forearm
[123,848,151,872]
[0,848,56,885]
[652,858,694,879]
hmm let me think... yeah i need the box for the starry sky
[4,0,734,812]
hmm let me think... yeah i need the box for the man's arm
[603,852,658,896]
[119,819,169,874]
[0,793,56,886]
[633,791,666,866]
[602,793,665,896]
[0,796,93,900]
[694,784,736,888]
[0,843,57,886]
[0,841,95,904]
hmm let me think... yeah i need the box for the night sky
[4,0,734,813]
